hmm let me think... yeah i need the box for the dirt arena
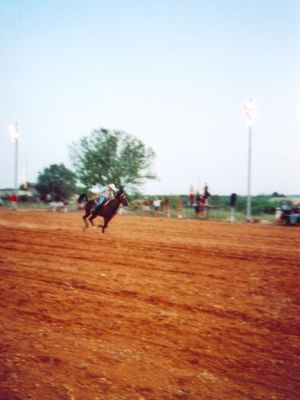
[0,209,299,400]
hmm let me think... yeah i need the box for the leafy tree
[70,128,156,191]
[36,164,77,201]
[20,182,36,191]
[271,192,285,197]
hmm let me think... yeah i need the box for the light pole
[244,99,256,221]
[9,122,19,191]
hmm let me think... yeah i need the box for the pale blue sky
[1,0,299,195]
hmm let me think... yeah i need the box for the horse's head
[116,189,129,206]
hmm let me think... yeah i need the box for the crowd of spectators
[276,202,300,225]
[48,199,69,212]
[142,197,162,214]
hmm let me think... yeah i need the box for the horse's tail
[78,193,88,204]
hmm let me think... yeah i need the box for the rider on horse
[94,183,118,212]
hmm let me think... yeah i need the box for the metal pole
[246,125,252,220]
[9,122,19,191]
[15,138,18,190]
[25,152,28,188]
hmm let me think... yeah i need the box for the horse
[82,189,129,233]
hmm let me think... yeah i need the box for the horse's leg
[101,215,114,233]
[96,217,105,232]
[82,200,96,228]
[89,213,98,226]
[83,210,91,227]
[102,219,108,233]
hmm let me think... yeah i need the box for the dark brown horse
[82,189,128,233]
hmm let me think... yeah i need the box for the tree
[271,192,285,198]
[70,128,156,191]
[36,164,77,201]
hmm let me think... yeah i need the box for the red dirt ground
[0,209,299,400]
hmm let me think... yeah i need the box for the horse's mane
[116,188,125,197]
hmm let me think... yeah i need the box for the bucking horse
[80,188,128,233]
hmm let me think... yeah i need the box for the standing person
[188,186,194,207]
[194,191,202,217]
[153,197,162,213]
[63,199,69,212]
[203,183,210,199]
[280,201,291,224]
[195,191,202,206]
[142,197,151,213]
[202,183,210,218]
[229,193,237,222]
[94,183,118,212]
[49,200,57,212]
[290,205,300,224]
[281,201,290,212]
[11,193,17,211]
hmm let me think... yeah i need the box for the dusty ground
[0,209,299,400]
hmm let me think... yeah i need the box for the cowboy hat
[108,183,117,191]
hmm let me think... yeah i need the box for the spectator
[229,193,238,222]
[153,197,162,213]
[275,207,282,222]
[195,191,202,206]
[11,193,17,211]
[56,200,64,212]
[63,199,69,212]
[143,197,151,213]
[229,193,237,208]
[194,191,202,218]
[0,198,3,207]
[290,206,300,224]
[49,200,57,212]
[203,183,210,203]
[281,201,290,212]
[188,186,194,207]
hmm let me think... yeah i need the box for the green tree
[36,164,77,201]
[70,128,156,191]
